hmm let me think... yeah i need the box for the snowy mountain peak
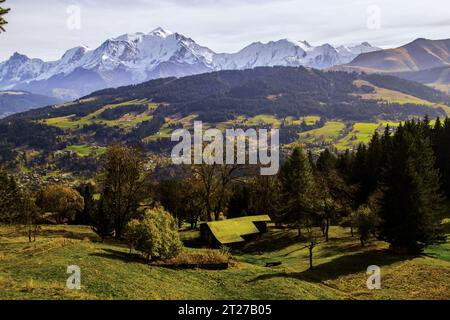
[60,46,89,62]
[149,27,173,38]
[337,42,379,52]
[299,40,312,48]
[113,32,146,42]
[10,52,30,63]
[0,29,384,100]
[112,28,173,42]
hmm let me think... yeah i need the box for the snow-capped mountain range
[0,27,380,100]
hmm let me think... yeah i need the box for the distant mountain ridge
[340,38,450,93]
[345,38,450,73]
[0,27,380,100]
[0,90,62,118]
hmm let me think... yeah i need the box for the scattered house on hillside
[200,215,271,248]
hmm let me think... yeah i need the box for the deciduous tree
[101,144,147,238]
[18,191,42,243]
[248,175,280,219]
[315,150,356,242]
[36,185,84,224]
[189,163,239,221]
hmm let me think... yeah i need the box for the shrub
[125,207,183,261]
[123,219,141,253]
[156,248,231,267]
[350,205,381,246]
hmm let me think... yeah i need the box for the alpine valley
[1,65,449,180]
[1,1,450,302]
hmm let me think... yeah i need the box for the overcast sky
[1,0,450,61]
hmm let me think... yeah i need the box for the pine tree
[365,132,383,194]
[0,168,22,223]
[0,0,10,32]
[433,117,450,198]
[91,194,114,240]
[279,147,317,236]
[76,183,96,225]
[351,144,368,204]
[379,121,446,253]
[315,148,336,171]
[336,149,353,177]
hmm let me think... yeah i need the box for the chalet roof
[205,215,271,245]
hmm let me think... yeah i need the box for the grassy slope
[43,100,157,130]
[0,223,448,300]
[299,121,347,144]
[352,80,450,115]
[245,115,282,128]
[0,226,340,300]
[334,122,402,151]
[64,145,107,157]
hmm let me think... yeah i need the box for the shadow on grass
[248,249,417,284]
[240,230,300,253]
[442,221,450,234]
[90,248,149,264]
[40,228,100,242]
[316,241,378,259]
[91,248,229,270]
[182,237,207,249]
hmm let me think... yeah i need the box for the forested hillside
[1,66,449,177]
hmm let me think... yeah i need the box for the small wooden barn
[200,215,271,248]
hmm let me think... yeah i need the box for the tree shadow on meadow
[315,241,375,259]
[90,248,149,264]
[248,249,417,284]
[39,228,100,242]
[90,248,229,270]
[239,230,301,254]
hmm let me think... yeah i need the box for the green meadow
[64,145,107,157]
[0,222,448,300]
[353,80,450,116]
[334,122,401,150]
[299,121,347,144]
[43,100,157,130]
